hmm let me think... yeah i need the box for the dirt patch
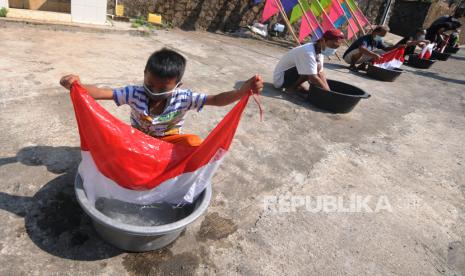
[15,226,26,238]
[122,248,201,276]
[197,212,238,241]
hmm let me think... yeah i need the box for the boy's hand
[60,74,81,90]
[239,74,264,95]
[371,53,382,60]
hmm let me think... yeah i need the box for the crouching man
[273,29,345,93]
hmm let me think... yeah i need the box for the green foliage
[131,21,142,28]
[130,15,170,31]
[133,16,145,26]
[0,7,8,17]
[131,16,151,29]
[146,22,155,30]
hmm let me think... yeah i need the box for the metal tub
[74,174,212,252]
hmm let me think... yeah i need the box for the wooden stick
[344,0,365,35]
[352,0,374,32]
[333,0,358,40]
[274,0,301,45]
[312,0,351,53]
[298,0,336,59]
[297,0,320,41]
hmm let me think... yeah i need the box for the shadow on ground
[0,146,122,261]
[234,81,334,114]
[402,67,465,86]
[450,54,465,61]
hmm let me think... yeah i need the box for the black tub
[308,80,370,114]
[445,46,460,54]
[366,64,403,82]
[431,51,451,61]
[406,54,436,69]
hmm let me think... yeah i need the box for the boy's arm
[205,75,263,107]
[359,46,381,60]
[60,74,114,100]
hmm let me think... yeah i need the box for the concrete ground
[0,22,464,276]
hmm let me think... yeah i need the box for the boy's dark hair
[373,25,389,33]
[145,48,186,82]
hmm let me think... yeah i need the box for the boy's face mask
[143,82,181,101]
[374,35,384,43]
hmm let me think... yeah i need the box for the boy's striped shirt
[113,85,207,137]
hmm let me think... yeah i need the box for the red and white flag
[71,83,252,206]
[420,43,435,59]
[373,47,405,70]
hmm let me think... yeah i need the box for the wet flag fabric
[71,83,253,206]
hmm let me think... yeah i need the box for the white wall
[0,0,8,8]
[72,0,107,24]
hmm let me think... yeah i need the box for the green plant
[134,16,145,25]
[131,21,142,28]
[131,16,148,28]
[0,7,8,17]
[147,22,158,30]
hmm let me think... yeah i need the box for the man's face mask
[143,82,181,101]
[322,46,338,56]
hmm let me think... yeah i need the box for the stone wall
[107,0,390,31]
[424,0,456,26]
[424,0,465,45]
[357,0,393,25]
[107,0,264,31]
[388,0,432,37]
[388,0,465,44]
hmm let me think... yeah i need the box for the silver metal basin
[74,174,212,252]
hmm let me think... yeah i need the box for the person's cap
[323,29,345,40]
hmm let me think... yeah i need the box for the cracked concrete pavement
[0,23,465,275]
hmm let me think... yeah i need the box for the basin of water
[74,174,212,252]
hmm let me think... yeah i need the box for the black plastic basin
[406,54,436,69]
[308,80,370,114]
[366,64,403,82]
[445,46,460,54]
[431,51,451,61]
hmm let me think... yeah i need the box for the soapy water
[95,198,194,226]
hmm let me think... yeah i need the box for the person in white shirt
[273,29,345,92]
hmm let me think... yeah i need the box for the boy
[343,25,404,71]
[60,48,263,147]
[448,28,460,48]
[396,28,430,56]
